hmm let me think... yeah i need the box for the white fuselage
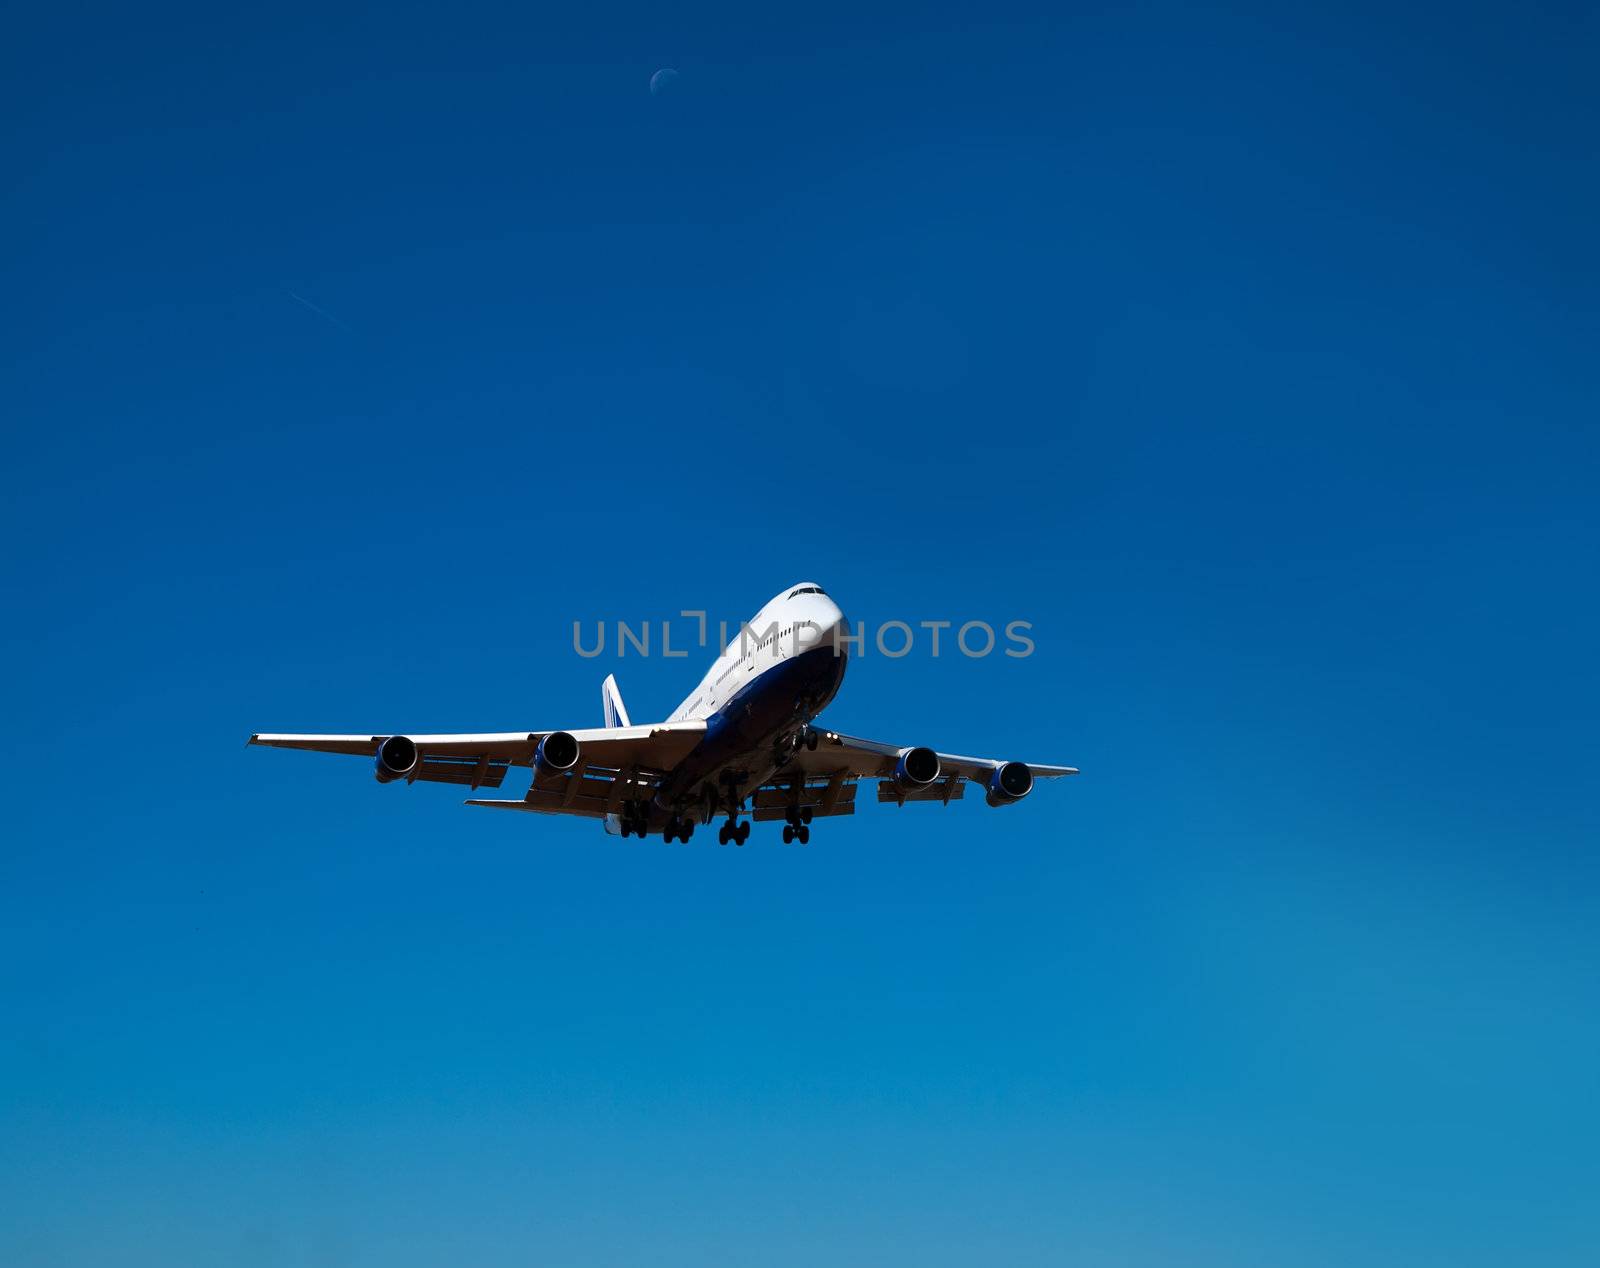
[668,584,849,722]
[642,583,850,817]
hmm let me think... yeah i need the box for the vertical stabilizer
[601,673,631,729]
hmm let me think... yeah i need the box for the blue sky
[3,2,1598,1264]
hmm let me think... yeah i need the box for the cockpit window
[787,586,826,598]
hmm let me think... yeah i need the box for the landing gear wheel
[718,824,730,845]
[782,824,795,844]
[797,825,810,845]
[736,822,750,845]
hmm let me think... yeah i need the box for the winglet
[601,674,631,729]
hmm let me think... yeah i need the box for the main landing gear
[715,770,751,847]
[619,799,694,842]
[781,805,812,845]
[618,800,648,838]
[620,784,812,846]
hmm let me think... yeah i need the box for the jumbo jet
[249,583,1077,845]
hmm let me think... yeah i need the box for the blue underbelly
[654,645,846,810]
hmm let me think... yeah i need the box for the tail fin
[601,673,631,729]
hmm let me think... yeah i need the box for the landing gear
[805,727,820,751]
[715,771,750,846]
[782,805,812,845]
[619,800,648,838]
[664,815,694,844]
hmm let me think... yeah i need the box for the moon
[649,68,679,96]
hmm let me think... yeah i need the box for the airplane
[249,582,1078,845]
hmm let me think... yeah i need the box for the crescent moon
[649,68,679,96]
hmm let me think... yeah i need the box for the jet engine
[535,730,581,777]
[985,761,1034,806]
[892,746,941,791]
[375,735,419,783]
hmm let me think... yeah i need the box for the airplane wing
[763,727,1077,816]
[248,723,707,794]
[249,723,1074,821]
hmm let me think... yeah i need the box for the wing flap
[467,765,665,820]
[877,775,965,804]
[750,780,858,821]
[415,757,512,789]
[778,729,1078,783]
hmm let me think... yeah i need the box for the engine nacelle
[893,746,941,791]
[985,761,1034,806]
[375,735,419,784]
[535,730,581,777]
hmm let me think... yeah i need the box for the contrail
[286,289,352,332]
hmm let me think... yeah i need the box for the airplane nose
[811,602,849,660]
